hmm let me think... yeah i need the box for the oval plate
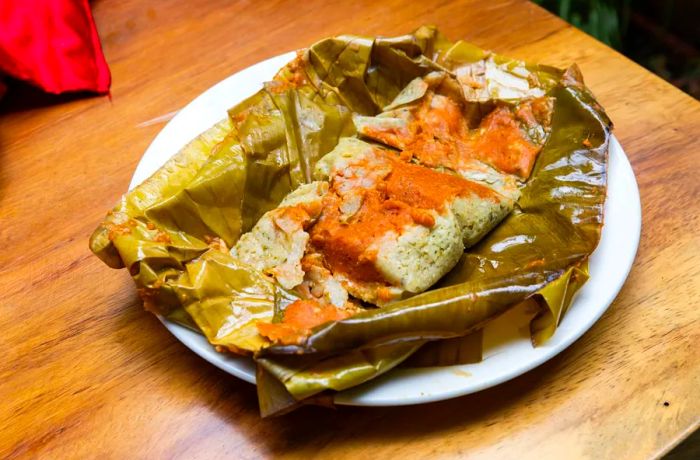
[131,52,641,406]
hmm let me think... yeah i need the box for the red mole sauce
[395,93,549,179]
[257,299,350,344]
[309,152,495,283]
[461,105,541,178]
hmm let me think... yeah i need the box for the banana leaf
[90,26,611,416]
[403,330,483,367]
[90,83,354,346]
[231,85,355,232]
[305,29,447,115]
[257,339,425,402]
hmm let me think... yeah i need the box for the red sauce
[153,231,172,244]
[380,93,549,179]
[107,219,137,241]
[256,299,349,344]
[310,190,411,283]
[397,93,471,172]
[309,151,495,283]
[362,125,410,149]
[461,106,541,178]
[385,156,494,205]
[277,205,313,227]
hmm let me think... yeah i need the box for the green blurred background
[533,0,700,99]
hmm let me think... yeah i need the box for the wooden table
[2,0,698,458]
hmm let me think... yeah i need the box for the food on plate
[90,26,611,416]
[353,71,553,191]
[234,136,515,313]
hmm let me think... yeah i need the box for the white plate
[131,52,641,406]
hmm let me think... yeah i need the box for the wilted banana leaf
[90,119,234,320]
[403,330,483,367]
[305,29,447,115]
[530,261,590,346]
[90,26,611,415]
[258,339,425,401]
[90,82,354,349]
[255,339,426,417]
[170,249,277,353]
[90,118,232,270]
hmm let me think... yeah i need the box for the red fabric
[0,0,110,94]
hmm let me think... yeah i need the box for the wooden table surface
[2,0,699,458]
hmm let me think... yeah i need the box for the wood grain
[1,0,698,458]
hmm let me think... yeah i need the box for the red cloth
[0,0,110,94]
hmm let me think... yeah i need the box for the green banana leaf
[257,339,425,402]
[231,86,355,232]
[90,84,354,349]
[403,330,483,367]
[305,31,446,115]
[90,26,611,416]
